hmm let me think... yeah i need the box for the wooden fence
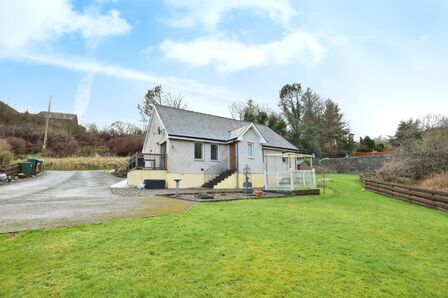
[360,175,448,212]
[0,163,20,177]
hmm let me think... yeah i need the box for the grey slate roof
[155,105,298,151]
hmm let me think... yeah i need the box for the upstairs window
[211,144,219,161]
[248,142,254,158]
[194,143,204,160]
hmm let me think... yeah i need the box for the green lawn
[1,174,447,297]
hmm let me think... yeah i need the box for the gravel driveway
[0,171,195,233]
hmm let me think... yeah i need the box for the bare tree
[138,85,189,123]
[378,113,448,181]
[229,101,246,120]
[164,92,188,109]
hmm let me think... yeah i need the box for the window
[211,144,219,161]
[282,152,287,163]
[248,142,254,158]
[194,142,204,160]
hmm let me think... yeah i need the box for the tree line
[227,83,354,157]
[139,83,355,158]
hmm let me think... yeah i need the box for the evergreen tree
[278,83,303,148]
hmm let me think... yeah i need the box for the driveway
[0,171,195,233]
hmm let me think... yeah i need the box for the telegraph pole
[42,95,51,150]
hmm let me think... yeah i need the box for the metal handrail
[128,153,167,171]
[204,158,229,183]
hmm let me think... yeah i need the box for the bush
[50,139,81,157]
[7,137,27,155]
[0,139,11,151]
[79,146,96,157]
[376,159,407,183]
[108,135,143,156]
[0,150,14,165]
[377,115,448,181]
[418,172,448,191]
[374,143,385,152]
[94,146,112,157]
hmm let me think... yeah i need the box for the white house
[127,104,304,189]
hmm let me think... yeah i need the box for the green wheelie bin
[19,162,33,177]
[27,158,37,175]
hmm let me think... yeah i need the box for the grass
[418,171,448,191]
[1,174,447,297]
[41,156,128,170]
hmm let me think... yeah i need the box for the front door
[229,142,237,170]
[160,142,167,169]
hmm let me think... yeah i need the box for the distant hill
[0,100,19,115]
[0,100,78,127]
[0,100,83,153]
[0,100,78,126]
[1,100,143,157]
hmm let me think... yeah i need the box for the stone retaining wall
[318,155,394,174]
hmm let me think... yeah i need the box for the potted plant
[254,189,263,198]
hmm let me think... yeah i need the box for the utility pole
[42,95,51,150]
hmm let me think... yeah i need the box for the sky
[0,0,447,138]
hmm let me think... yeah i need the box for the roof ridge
[154,104,251,125]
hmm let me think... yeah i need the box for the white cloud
[164,0,296,31]
[74,72,95,120]
[0,0,131,50]
[160,31,326,73]
[11,52,242,102]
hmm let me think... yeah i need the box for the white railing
[264,169,316,191]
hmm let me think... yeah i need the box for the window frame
[210,143,220,161]
[247,142,254,159]
[194,142,204,160]
[282,151,287,163]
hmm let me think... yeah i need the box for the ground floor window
[194,142,204,160]
[211,144,219,161]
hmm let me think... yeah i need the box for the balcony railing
[128,153,167,171]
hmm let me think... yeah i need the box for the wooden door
[160,142,167,169]
[229,142,237,170]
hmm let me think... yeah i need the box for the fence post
[290,168,294,192]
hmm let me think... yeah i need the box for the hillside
[0,100,143,157]
[0,100,84,154]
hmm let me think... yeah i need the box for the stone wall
[318,155,394,174]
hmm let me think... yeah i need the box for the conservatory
[263,152,317,192]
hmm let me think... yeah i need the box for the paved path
[0,171,195,233]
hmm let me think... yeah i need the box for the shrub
[376,159,407,183]
[50,139,81,157]
[374,143,385,152]
[79,146,96,157]
[418,172,448,191]
[7,137,27,155]
[95,146,112,157]
[0,150,14,165]
[0,139,11,151]
[378,115,448,181]
[108,135,143,156]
